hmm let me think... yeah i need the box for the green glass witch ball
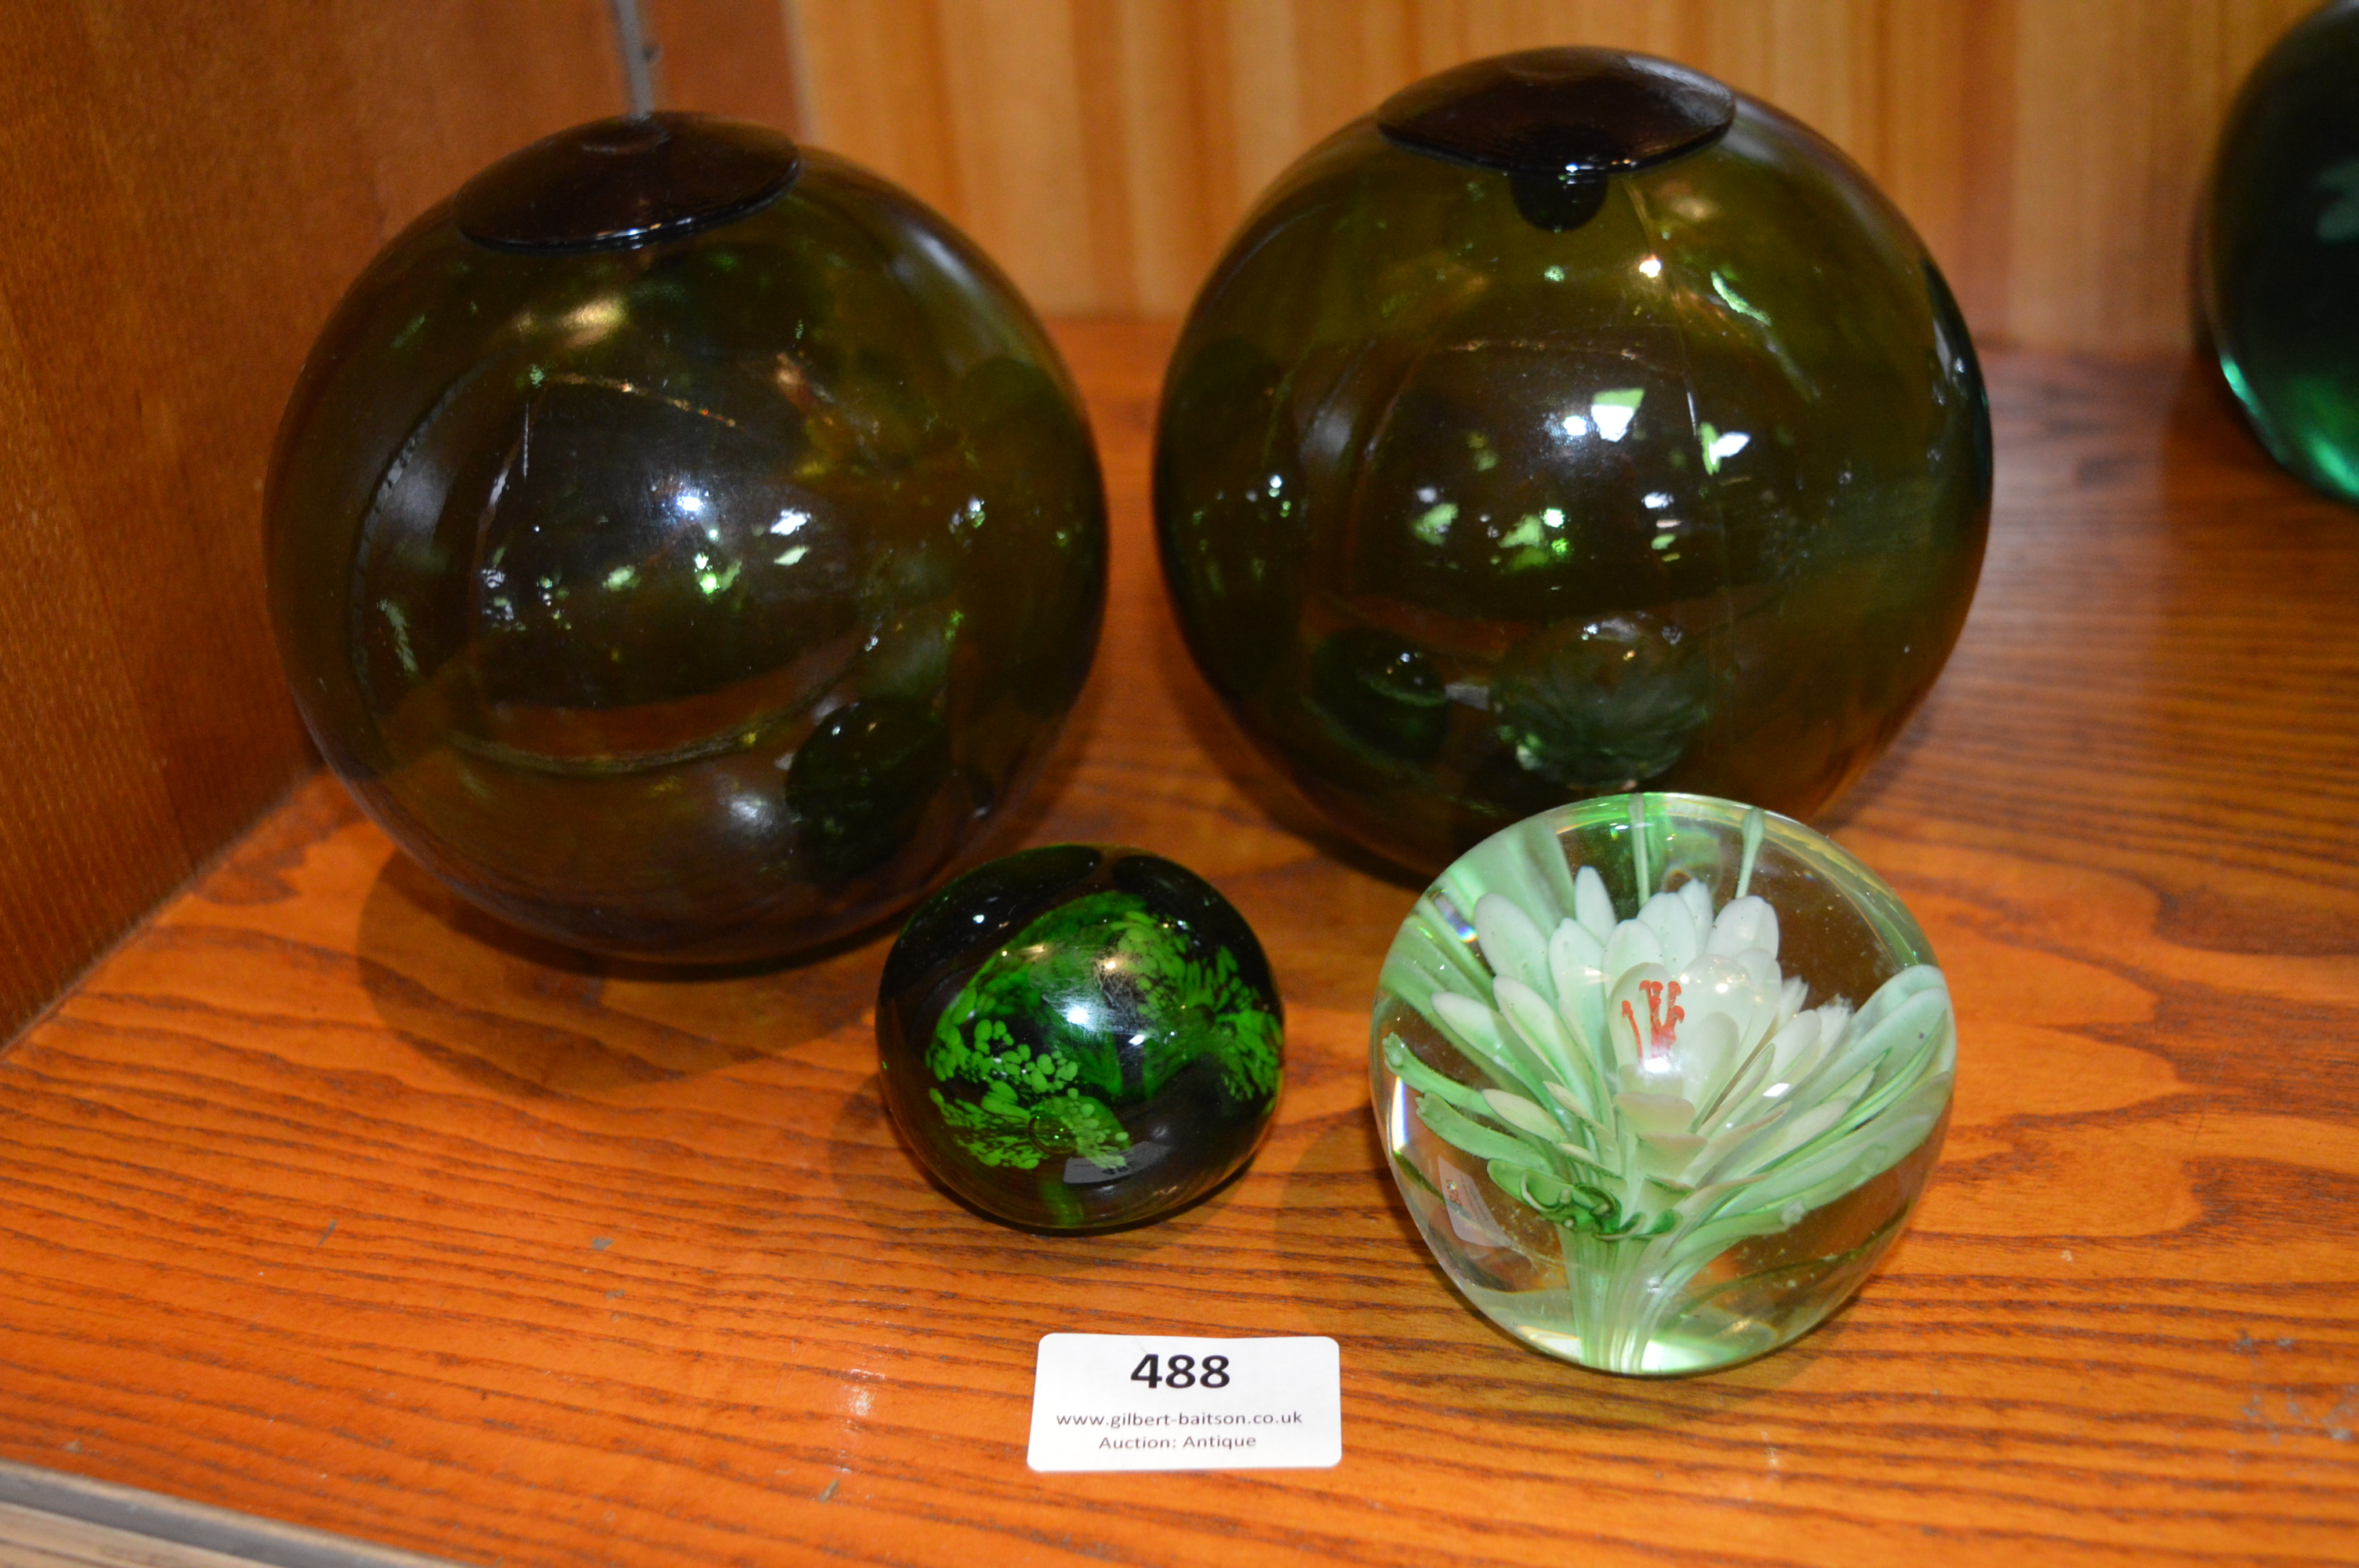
[2201,0,2359,505]
[1155,49,1991,875]
[876,846,1284,1230]
[1373,793,1953,1374]
[267,114,1106,961]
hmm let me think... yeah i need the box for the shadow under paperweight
[1372,793,1952,1375]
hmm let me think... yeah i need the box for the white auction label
[1026,1333,1342,1472]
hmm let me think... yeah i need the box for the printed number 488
[1130,1352,1230,1390]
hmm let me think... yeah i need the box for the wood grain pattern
[0,323,2355,1565]
[0,0,806,1044]
[791,0,2316,350]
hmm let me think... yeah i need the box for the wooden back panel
[0,1,798,1041]
[792,0,2317,350]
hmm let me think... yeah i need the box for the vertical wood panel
[645,0,801,129]
[0,0,637,1042]
[938,0,1102,309]
[793,0,965,216]
[1097,3,1200,313]
[789,0,2317,347]
[2005,0,2314,352]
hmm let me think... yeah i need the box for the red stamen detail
[1635,978,1685,1059]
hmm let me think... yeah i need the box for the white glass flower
[1377,799,1953,1372]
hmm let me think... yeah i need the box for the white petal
[1432,990,1524,1080]
[1708,894,1779,960]
[1673,1169,1772,1218]
[1757,1095,1853,1163]
[1613,1090,1696,1135]
[1603,920,1663,989]
[1547,917,1608,1053]
[1765,1011,1820,1081]
[1736,1072,1950,1218]
[1545,1078,1605,1131]
[1494,975,1578,1084]
[1637,1131,1707,1181]
[1776,974,1808,1033]
[1677,952,1765,1027]
[1573,864,1616,939]
[1698,1028,1774,1127]
[1850,964,1949,1041]
[1676,877,1716,938]
[1481,1088,1559,1139]
[1793,985,1943,1108]
[1694,1033,1776,1131]
[1672,1008,1738,1106]
[1690,1111,1787,1185]
[1474,893,1554,1000]
[1638,891,1700,975]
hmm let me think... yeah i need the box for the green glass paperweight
[877,845,1283,1230]
[2201,0,2359,503]
[1372,793,1952,1374]
[267,114,1106,961]
[1155,49,1990,874]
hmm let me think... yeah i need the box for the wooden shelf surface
[3,321,2356,1566]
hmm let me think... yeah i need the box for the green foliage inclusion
[926,890,1281,1172]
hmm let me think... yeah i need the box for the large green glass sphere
[268,115,1105,961]
[2201,0,2359,505]
[1155,51,1989,874]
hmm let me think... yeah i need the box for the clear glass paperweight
[1371,793,1952,1375]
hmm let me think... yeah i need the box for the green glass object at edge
[2201,0,2359,505]
[1154,50,1991,875]
[876,845,1283,1230]
[1372,793,1954,1374]
[267,114,1106,961]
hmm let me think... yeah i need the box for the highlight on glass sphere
[267,113,1106,962]
[2201,0,2359,505]
[1154,49,1992,875]
[1371,793,1953,1375]
[875,845,1283,1232]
